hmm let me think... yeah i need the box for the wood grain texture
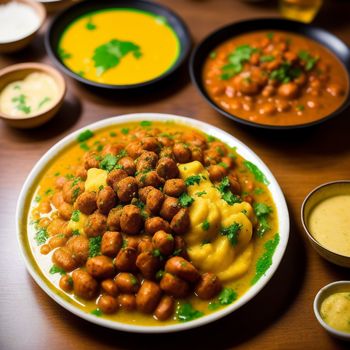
[1,0,350,349]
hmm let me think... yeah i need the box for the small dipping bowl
[0,62,66,128]
[314,281,350,341]
[0,0,46,53]
[301,180,350,268]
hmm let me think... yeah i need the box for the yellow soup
[58,9,180,85]
[308,194,350,257]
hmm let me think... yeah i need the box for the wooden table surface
[1,0,350,349]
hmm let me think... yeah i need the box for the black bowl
[46,0,191,91]
[190,18,350,130]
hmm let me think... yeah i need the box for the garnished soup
[203,31,349,126]
[25,121,279,326]
[58,9,180,85]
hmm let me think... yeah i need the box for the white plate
[16,113,290,333]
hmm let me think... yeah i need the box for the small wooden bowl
[0,0,46,53]
[0,63,66,128]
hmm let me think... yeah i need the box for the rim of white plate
[16,113,290,333]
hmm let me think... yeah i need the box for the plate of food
[17,113,289,332]
[190,18,350,129]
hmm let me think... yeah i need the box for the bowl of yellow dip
[314,281,350,341]
[45,0,190,90]
[0,62,66,128]
[301,180,350,268]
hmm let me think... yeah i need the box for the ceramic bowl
[301,180,350,268]
[314,281,350,341]
[0,62,66,128]
[0,0,46,53]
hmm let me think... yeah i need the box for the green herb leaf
[58,47,72,60]
[220,222,242,246]
[12,94,31,114]
[89,236,102,257]
[218,288,237,304]
[296,105,305,111]
[176,303,203,322]
[34,195,41,203]
[140,120,152,127]
[38,96,51,109]
[266,32,274,40]
[71,210,80,222]
[298,50,318,71]
[109,131,117,137]
[254,203,272,237]
[195,191,207,197]
[100,150,127,172]
[254,188,264,195]
[201,219,210,231]
[80,142,90,151]
[86,16,97,31]
[217,177,242,205]
[210,51,217,59]
[252,233,280,285]
[243,161,270,185]
[179,193,194,207]
[260,55,275,62]
[34,228,48,246]
[270,63,301,83]
[185,175,201,186]
[49,264,66,275]
[72,229,80,236]
[93,39,141,75]
[91,308,102,316]
[77,129,94,142]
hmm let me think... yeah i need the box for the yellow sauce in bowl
[0,72,59,118]
[58,8,180,85]
[320,292,350,333]
[308,194,350,257]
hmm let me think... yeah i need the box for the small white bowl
[314,281,350,341]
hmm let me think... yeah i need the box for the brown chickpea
[262,85,275,97]
[327,83,345,97]
[195,273,222,300]
[173,143,192,163]
[277,82,299,99]
[86,256,115,279]
[72,269,98,300]
[275,99,291,112]
[55,176,67,190]
[157,136,174,147]
[49,234,68,250]
[136,171,164,188]
[152,230,174,256]
[125,236,140,249]
[107,169,128,188]
[228,174,241,195]
[136,151,158,171]
[125,141,143,160]
[40,244,51,255]
[83,151,100,170]
[66,235,89,265]
[283,51,298,63]
[208,164,227,182]
[138,186,155,203]
[154,295,175,321]
[58,202,73,220]
[173,236,188,258]
[115,176,138,203]
[156,158,179,180]
[114,247,138,272]
[97,295,118,314]
[159,147,175,160]
[114,272,140,293]
[144,217,171,235]
[97,186,117,214]
[118,294,136,311]
[101,231,123,257]
[221,156,235,169]
[163,179,186,197]
[146,188,164,214]
[138,236,153,253]
[120,205,143,235]
[190,147,204,164]
[47,217,66,236]
[59,274,73,293]
[165,256,199,282]
[136,280,162,314]
[160,273,189,298]
[101,144,124,157]
[141,137,161,153]
[136,251,160,279]
[118,157,136,176]
[101,279,119,297]
[107,207,122,231]
[160,197,180,221]
[85,212,107,237]
[75,191,97,215]
[52,247,77,272]
[62,180,85,204]
[170,208,190,235]
[52,192,64,209]
[38,200,51,214]
[259,102,276,116]
[39,217,51,228]
[75,166,87,180]
[243,194,254,205]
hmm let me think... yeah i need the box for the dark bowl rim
[189,18,350,130]
[45,0,192,90]
[300,179,350,260]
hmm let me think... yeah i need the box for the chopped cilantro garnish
[220,222,242,246]
[270,63,302,83]
[201,219,210,231]
[80,142,90,151]
[254,203,272,237]
[54,172,60,177]
[72,229,80,236]
[89,236,102,257]
[266,32,274,39]
[219,288,237,304]
[209,51,217,59]
[217,177,241,205]
[296,105,305,111]
[178,193,194,207]
[176,303,203,322]
[121,128,129,135]
[91,308,103,316]
[207,135,216,142]
[49,264,66,275]
[34,228,48,246]
[185,175,201,186]
[100,150,127,172]
[298,50,318,71]
[243,161,270,185]
[12,94,31,114]
[254,188,264,195]
[86,16,96,30]
[45,188,54,196]
[140,120,152,127]
[77,129,94,142]
[195,191,207,197]
[260,55,275,62]
[71,210,80,222]
[34,195,41,203]
[217,162,228,169]
[38,96,51,109]
[155,270,165,280]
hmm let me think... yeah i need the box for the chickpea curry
[203,31,349,126]
[26,121,279,326]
